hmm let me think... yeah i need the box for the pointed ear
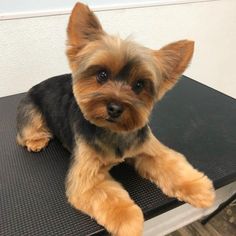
[67,2,104,70]
[154,40,194,100]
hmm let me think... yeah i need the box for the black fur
[116,59,137,82]
[18,74,149,157]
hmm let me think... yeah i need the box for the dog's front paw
[175,174,215,208]
[104,203,144,236]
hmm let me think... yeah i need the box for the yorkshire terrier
[16,2,215,235]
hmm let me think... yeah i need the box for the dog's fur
[16,3,215,235]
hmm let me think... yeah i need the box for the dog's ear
[154,40,194,100]
[67,2,104,70]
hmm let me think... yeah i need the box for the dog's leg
[133,132,215,208]
[16,96,52,152]
[66,142,144,236]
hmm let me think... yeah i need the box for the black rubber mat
[1,76,236,236]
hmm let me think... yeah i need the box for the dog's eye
[97,70,108,84]
[133,80,145,93]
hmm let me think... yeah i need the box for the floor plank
[167,200,235,236]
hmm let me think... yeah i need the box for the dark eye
[97,70,108,84]
[133,80,145,93]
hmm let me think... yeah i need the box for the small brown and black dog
[16,2,215,235]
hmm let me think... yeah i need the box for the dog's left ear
[67,2,104,71]
[154,40,194,100]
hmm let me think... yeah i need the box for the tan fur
[133,131,215,208]
[66,141,144,236]
[17,107,52,152]
[154,40,194,100]
[67,3,104,72]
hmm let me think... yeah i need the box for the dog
[16,2,215,235]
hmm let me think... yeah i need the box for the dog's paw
[25,138,49,152]
[175,174,215,208]
[104,203,144,236]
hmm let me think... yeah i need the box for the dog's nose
[107,102,123,118]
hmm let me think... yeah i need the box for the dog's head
[67,2,194,132]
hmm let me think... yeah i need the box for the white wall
[0,0,236,98]
[0,0,216,16]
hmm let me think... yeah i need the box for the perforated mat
[1,76,236,235]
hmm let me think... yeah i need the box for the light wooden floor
[167,200,236,236]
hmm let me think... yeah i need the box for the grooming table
[1,76,236,236]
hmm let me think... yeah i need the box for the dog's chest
[94,126,148,159]
[97,132,136,158]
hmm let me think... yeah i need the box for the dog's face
[69,36,158,132]
[67,3,194,132]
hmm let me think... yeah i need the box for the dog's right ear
[67,2,104,71]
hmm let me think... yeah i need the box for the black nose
[107,102,123,118]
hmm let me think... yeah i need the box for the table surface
[0,76,236,236]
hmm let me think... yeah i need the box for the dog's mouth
[93,115,118,124]
[93,115,143,132]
